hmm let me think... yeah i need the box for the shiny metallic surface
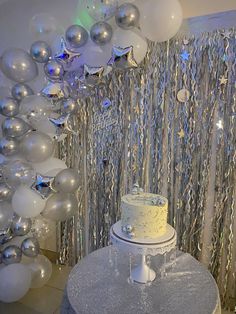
[30,41,52,63]
[90,22,113,46]
[2,245,22,265]
[11,214,32,236]
[0,97,19,117]
[21,237,40,257]
[65,25,88,48]
[115,3,140,30]
[11,83,34,101]
[44,60,64,81]
[0,137,19,156]
[2,117,30,138]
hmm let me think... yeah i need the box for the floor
[0,264,234,314]
[0,264,71,314]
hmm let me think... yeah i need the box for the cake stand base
[131,255,156,283]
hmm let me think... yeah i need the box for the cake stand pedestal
[110,221,177,284]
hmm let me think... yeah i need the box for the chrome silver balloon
[0,137,19,156]
[90,22,113,46]
[54,169,79,193]
[30,41,52,63]
[21,237,40,257]
[115,3,140,30]
[0,228,13,245]
[2,117,31,138]
[11,215,32,237]
[65,25,88,48]
[11,83,34,101]
[2,245,22,265]
[1,48,38,83]
[0,97,19,117]
[0,183,13,202]
[61,98,79,113]
[44,60,64,81]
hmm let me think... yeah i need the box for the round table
[61,246,221,314]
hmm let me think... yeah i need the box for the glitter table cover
[62,246,221,314]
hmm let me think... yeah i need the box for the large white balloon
[0,264,31,302]
[112,28,147,64]
[33,157,67,175]
[137,0,183,42]
[12,186,46,218]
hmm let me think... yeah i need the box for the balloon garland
[0,0,183,303]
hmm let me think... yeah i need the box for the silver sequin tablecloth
[61,246,221,314]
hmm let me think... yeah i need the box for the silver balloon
[21,237,40,257]
[61,98,79,114]
[2,117,31,138]
[42,193,77,221]
[30,41,52,63]
[2,245,22,265]
[2,160,35,188]
[0,97,19,117]
[11,215,32,237]
[11,83,34,101]
[0,202,14,230]
[0,183,13,202]
[54,169,79,193]
[0,228,13,245]
[115,3,140,30]
[21,131,54,163]
[44,60,64,81]
[0,137,19,156]
[65,25,88,48]
[1,48,38,83]
[90,22,113,46]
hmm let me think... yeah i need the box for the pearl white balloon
[0,202,14,230]
[33,157,67,175]
[112,28,147,64]
[0,264,31,303]
[12,186,46,218]
[137,0,183,42]
[20,95,53,122]
[29,13,58,42]
[31,117,57,140]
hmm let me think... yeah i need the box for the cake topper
[131,183,143,195]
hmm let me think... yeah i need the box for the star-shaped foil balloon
[55,38,81,67]
[180,50,190,61]
[41,81,70,100]
[49,113,77,135]
[31,174,55,199]
[108,46,138,69]
[82,64,104,86]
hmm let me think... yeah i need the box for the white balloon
[137,0,183,42]
[20,95,53,122]
[45,168,65,177]
[0,264,31,302]
[31,117,57,139]
[0,202,14,230]
[12,186,46,218]
[33,157,67,175]
[29,13,58,42]
[112,28,147,64]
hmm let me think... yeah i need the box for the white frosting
[121,193,168,239]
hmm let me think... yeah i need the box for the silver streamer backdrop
[58,11,236,310]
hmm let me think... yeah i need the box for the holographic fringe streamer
[58,12,236,309]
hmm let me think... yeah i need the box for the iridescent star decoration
[180,50,190,61]
[219,75,228,85]
[221,30,231,40]
[41,81,70,100]
[49,113,76,135]
[55,38,81,66]
[82,64,104,86]
[108,46,138,69]
[31,174,55,199]
[177,129,185,139]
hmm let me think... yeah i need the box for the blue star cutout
[180,50,190,61]
[54,38,81,66]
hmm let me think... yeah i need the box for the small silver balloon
[115,3,140,30]
[44,60,64,81]
[90,22,113,46]
[54,169,79,193]
[1,48,38,83]
[0,97,19,117]
[11,83,34,101]
[30,41,52,63]
[11,215,32,237]
[65,25,88,48]
[2,245,22,265]
[21,237,40,257]
[2,117,31,138]
[0,183,13,202]
[61,98,79,114]
[0,228,13,245]
[0,137,19,156]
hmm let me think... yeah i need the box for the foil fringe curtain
[58,19,236,309]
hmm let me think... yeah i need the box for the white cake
[121,192,168,239]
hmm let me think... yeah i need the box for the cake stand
[110,221,177,284]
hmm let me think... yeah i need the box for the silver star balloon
[54,37,81,67]
[31,173,55,199]
[41,81,70,100]
[81,64,104,86]
[108,46,138,69]
[49,113,76,135]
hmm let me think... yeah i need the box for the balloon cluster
[0,0,183,303]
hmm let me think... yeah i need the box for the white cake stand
[110,221,177,284]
